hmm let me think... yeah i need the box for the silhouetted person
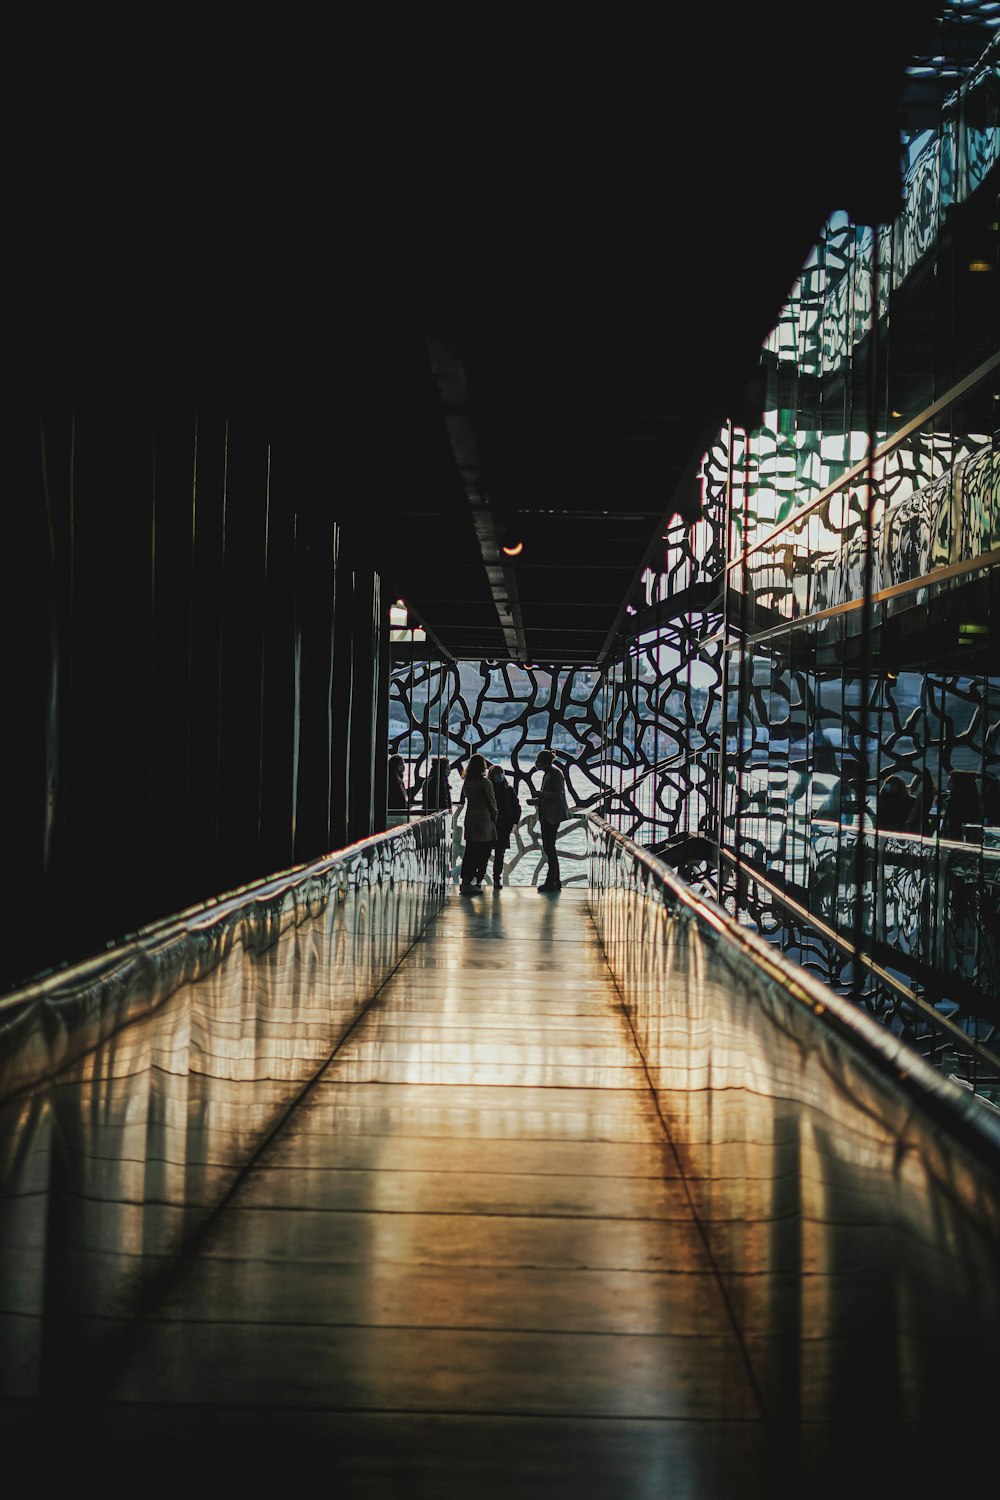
[388,754,408,812]
[877,774,917,833]
[423,756,453,811]
[906,769,936,835]
[533,749,569,891]
[938,770,980,841]
[488,764,521,888]
[817,757,862,821]
[458,754,497,895]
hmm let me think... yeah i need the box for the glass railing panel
[0,815,449,1403]
[588,815,1000,1450]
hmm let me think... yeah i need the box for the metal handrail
[0,812,450,1098]
[1,813,448,1009]
[587,812,1000,1163]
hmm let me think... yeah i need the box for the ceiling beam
[424,328,528,661]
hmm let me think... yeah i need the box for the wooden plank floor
[99,889,773,1497]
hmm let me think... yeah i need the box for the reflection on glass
[589,815,1000,1470]
[0,817,449,1403]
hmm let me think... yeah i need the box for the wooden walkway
[99,888,774,1497]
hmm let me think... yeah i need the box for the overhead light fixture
[501,542,524,557]
[968,259,994,272]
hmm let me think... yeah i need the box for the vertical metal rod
[717,419,736,895]
[850,241,879,1008]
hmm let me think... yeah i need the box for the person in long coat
[422,756,453,811]
[488,764,521,887]
[533,749,569,891]
[459,754,498,894]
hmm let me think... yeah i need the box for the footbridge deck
[2,820,998,1497]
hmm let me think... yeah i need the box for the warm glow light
[968,259,994,272]
[501,542,524,557]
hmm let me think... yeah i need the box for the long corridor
[92,889,772,1495]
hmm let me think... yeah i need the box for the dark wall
[6,407,387,994]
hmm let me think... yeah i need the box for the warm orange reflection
[590,820,1000,1459]
[0,819,449,1403]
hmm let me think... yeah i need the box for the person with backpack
[458,754,498,895]
[487,764,522,888]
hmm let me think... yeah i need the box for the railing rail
[0,814,450,1402]
[587,810,1000,1451]
[0,814,449,1101]
[588,811,1000,1156]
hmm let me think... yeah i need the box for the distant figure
[938,770,981,841]
[981,774,1000,828]
[488,764,522,888]
[906,769,936,835]
[816,757,862,822]
[388,754,408,812]
[876,774,917,833]
[423,756,453,812]
[533,749,569,892]
[458,754,498,895]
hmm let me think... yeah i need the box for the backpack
[497,782,521,826]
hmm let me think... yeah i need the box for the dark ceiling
[18,5,952,666]
[357,7,949,665]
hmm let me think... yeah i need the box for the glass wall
[389,20,998,1085]
[613,23,1000,1091]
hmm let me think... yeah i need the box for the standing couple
[459,750,568,895]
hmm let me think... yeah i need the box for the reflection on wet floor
[2,887,999,1497]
